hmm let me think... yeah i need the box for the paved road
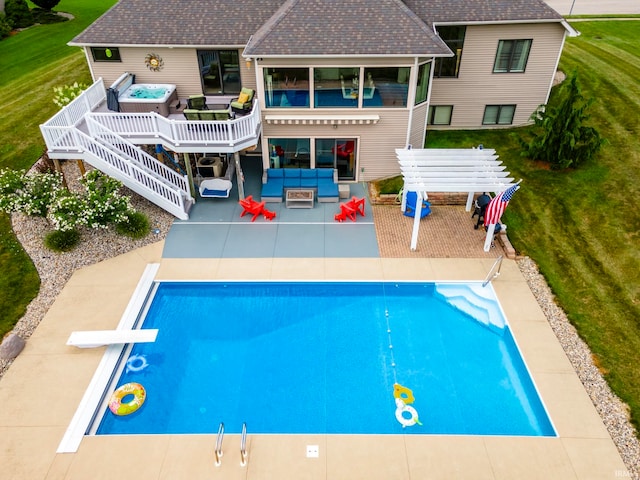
[545,0,640,15]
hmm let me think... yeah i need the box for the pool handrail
[214,422,224,466]
[240,422,248,466]
[482,255,503,287]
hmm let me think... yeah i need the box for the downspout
[421,58,436,149]
[405,57,418,148]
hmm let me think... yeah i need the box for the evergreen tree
[31,0,60,11]
[5,0,32,28]
[520,72,605,169]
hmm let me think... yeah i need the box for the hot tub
[118,83,178,116]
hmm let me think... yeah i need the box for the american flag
[484,184,519,226]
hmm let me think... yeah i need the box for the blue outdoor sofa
[261,168,339,203]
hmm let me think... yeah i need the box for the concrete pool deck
[0,243,629,479]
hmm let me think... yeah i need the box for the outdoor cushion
[261,177,283,198]
[283,169,301,188]
[300,169,318,188]
[236,92,250,104]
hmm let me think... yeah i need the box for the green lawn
[427,20,640,432]
[0,0,116,336]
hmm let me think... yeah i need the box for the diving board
[66,329,158,348]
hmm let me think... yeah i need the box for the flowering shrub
[0,169,27,213]
[1,168,137,235]
[0,169,64,217]
[77,170,132,229]
[53,82,88,109]
[47,192,84,231]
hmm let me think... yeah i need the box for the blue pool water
[96,282,555,436]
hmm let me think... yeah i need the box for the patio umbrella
[483,181,521,252]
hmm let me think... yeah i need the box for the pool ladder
[214,422,248,467]
[482,255,503,287]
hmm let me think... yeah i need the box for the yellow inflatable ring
[108,382,146,416]
[393,383,415,405]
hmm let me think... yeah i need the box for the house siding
[86,47,252,98]
[262,110,409,182]
[430,22,565,129]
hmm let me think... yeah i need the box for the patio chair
[230,88,255,115]
[183,109,201,121]
[187,94,208,110]
[404,191,431,218]
[239,195,276,222]
[197,110,216,121]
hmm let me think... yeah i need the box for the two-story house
[41,0,575,218]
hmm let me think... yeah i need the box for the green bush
[0,14,13,39]
[44,228,80,252]
[5,0,34,29]
[116,211,150,239]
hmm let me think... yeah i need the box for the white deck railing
[86,117,190,194]
[87,101,261,151]
[38,78,262,220]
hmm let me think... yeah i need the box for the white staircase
[40,79,194,220]
[434,283,506,334]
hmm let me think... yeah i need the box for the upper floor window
[363,67,410,107]
[314,68,358,108]
[91,47,121,62]
[493,39,532,73]
[434,26,465,78]
[198,50,241,95]
[415,62,431,105]
[483,105,516,125]
[264,67,310,108]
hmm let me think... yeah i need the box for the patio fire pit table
[286,189,314,208]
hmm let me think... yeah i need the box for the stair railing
[482,255,503,287]
[214,422,224,466]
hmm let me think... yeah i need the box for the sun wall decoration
[145,53,164,72]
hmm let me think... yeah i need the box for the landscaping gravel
[0,160,637,477]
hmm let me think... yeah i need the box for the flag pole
[483,224,496,252]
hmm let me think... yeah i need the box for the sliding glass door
[315,138,356,181]
[198,50,241,95]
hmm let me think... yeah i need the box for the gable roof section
[402,0,564,24]
[70,0,284,46]
[244,0,450,57]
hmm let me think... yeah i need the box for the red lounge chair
[345,196,365,217]
[334,202,357,222]
[239,195,276,222]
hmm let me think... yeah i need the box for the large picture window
[493,40,532,73]
[433,26,465,78]
[313,68,358,108]
[264,68,310,108]
[198,50,241,95]
[363,67,410,108]
[482,105,516,125]
[91,47,121,62]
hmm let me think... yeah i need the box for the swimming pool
[94,281,555,437]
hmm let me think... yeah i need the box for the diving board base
[66,329,158,348]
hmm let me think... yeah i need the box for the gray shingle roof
[71,0,564,55]
[70,0,284,46]
[244,0,449,56]
[403,0,563,23]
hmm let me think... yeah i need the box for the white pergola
[396,147,517,251]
